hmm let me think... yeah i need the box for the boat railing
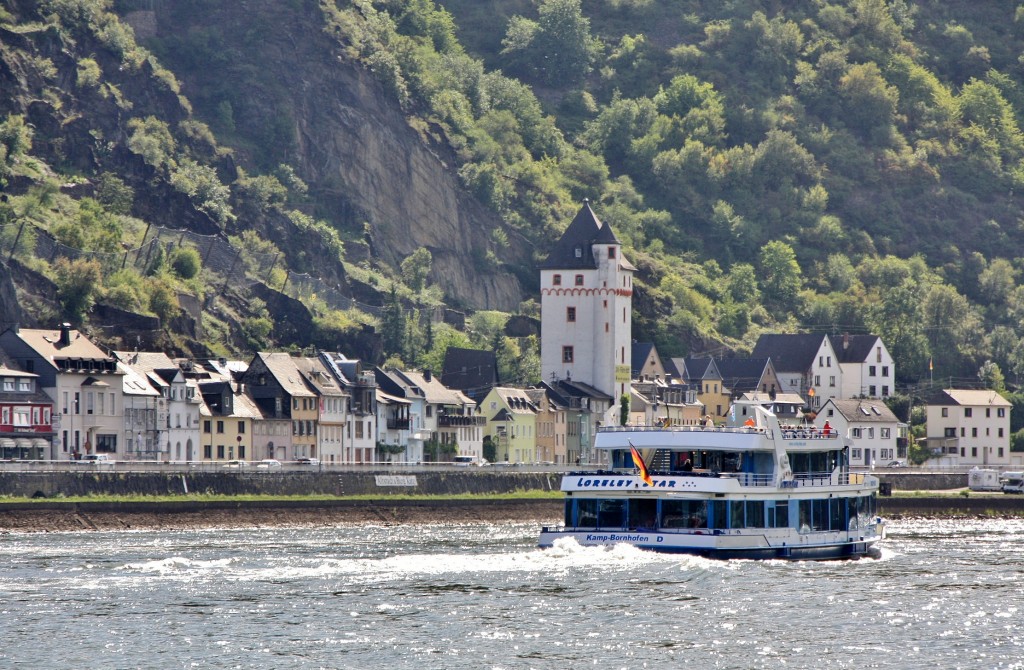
[792,470,847,486]
[717,472,774,487]
[780,429,838,440]
[599,425,763,435]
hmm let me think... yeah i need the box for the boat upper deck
[595,424,841,453]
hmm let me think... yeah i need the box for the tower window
[575,274,584,286]
[562,346,574,363]
[553,274,562,286]
[567,307,576,322]
[608,247,616,259]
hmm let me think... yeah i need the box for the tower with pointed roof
[539,200,635,429]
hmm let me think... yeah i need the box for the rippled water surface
[1,518,1023,669]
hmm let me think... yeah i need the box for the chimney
[424,369,432,382]
[843,333,849,350]
[59,323,72,347]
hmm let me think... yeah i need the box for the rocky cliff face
[138,3,531,311]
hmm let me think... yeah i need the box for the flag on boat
[629,442,653,487]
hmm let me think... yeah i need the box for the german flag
[629,442,654,487]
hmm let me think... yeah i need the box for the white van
[83,454,115,466]
[1000,471,1024,494]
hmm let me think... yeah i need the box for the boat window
[576,499,598,527]
[660,500,707,529]
[829,499,846,531]
[563,500,573,527]
[744,500,766,528]
[730,500,745,528]
[768,501,789,528]
[813,500,829,531]
[597,499,626,528]
[711,500,728,530]
[628,499,658,530]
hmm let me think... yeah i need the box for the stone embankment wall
[0,470,564,499]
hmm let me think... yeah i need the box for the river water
[1,518,1021,669]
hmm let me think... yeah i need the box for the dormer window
[574,247,582,258]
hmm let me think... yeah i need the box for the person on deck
[822,421,832,437]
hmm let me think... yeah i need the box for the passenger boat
[538,400,885,559]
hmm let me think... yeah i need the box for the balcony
[438,415,486,427]
[387,418,410,430]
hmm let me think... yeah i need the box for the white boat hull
[538,521,885,560]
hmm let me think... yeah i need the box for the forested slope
[3,0,1024,393]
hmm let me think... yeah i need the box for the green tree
[501,0,597,85]
[54,257,102,322]
[148,280,179,325]
[380,287,406,359]
[758,240,803,311]
[978,360,1006,392]
[170,247,201,280]
[401,247,433,292]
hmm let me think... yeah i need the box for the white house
[816,398,905,467]
[321,353,377,463]
[751,334,841,409]
[539,200,635,429]
[926,389,1012,467]
[832,334,895,399]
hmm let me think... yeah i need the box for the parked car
[222,460,249,468]
[296,458,320,466]
[885,459,907,468]
[83,454,114,466]
[256,459,282,469]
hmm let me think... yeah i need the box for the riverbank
[0,498,564,533]
[0,494,1022,533]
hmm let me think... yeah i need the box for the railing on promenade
[0,460,595,475]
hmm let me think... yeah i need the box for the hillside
[3,0,1024,391]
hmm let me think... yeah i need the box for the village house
[295,356,348,463]
[0,353,54,460]
[833,334,895,399]
[925,389,1012,467]
[816,398,907,467]
[321,353,377,463]
[395,368,483,462]
[0,324,124,460]
[241,352,318,461]
[751,333,842,409]
[482,386,539,464]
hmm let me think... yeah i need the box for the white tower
[539,200,634,428]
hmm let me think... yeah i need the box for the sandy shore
[0,499,564,533]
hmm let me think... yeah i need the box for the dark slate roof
[830,334,880,364]
[751,334,828,373]
[554,378,613,401]
[683,357,716,381]
[716,358,769,393]
[441,347,498,398]
[663,357,685,381]
[631,342,656,377]
[538,200,624,269]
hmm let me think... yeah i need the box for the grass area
[0,490,564,504]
